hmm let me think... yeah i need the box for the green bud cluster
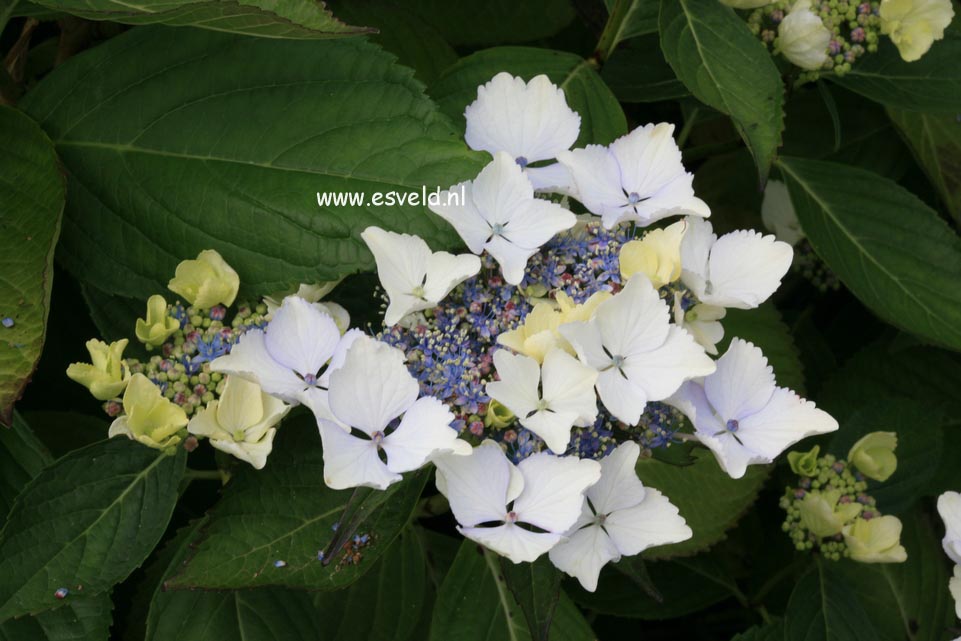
[117,301,268,417]
[746,0,883,86]
[779,451,877,561]
[794,240,841,292]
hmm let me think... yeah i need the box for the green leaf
[732,621,786,641]
[720,303,806,395]
[636,449,769,560]
[164,415,426,591]
[430,541,595,641]
[326,0,457,84]
[0,437,185,620]
[570,554,739,619]
[601,35,688,103]
[500,556,562,641]
[0,106,64,425]
[0,412,51,517]
[827,399,944,515]
[830,32,961,112]
[403,0,575,47]
[659,0,784,182]
[887,108,961,225]
[20,411,107,461]
[597,0,659,59]
[28,0,372,39]
[429,46,627,149]
[314,529,428,641]
[834,512,955,641]
[22,26,484,300]
[778,156,961,352]
[0,593,113,641]
[784,560,880,641]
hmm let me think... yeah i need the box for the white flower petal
[541,348,598,426]
[680,216,717,297]
[434,442,516,527]
[422,251,482,304]
[318,420,401,490]
[464,73,580,164]
[950,565,961,619]
[498,197,576,251]
[460,523,563,564]
[701,230,793,309]
[471,151,537,226]
[557,145,627,226]
[695,429,770,479]
[604,487,692,556]
[596,367,648,426]
[429,180,492,254]
[548,524,619,592]
[761,180,804,246]
[382,396,469,473]
[264,296,341,377]
[484,235,539,285]
[587,442,647,515]
[526,162,577,196]
[938,492,961,565]
[621,325,715,402]
[522,409,580,454]
[211,330,306,403]
[327,336,419,435]
[596,276,670,357]
[557,320,610,371]
[513,453,601,533]
[703,338,777,422]
[208,428,277,470]
[486,350,542,420]
[735,387,838,462]
[215,376,265,433]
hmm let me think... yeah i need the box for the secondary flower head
[429,151,577,285]
[669,338,838,479]
[880,0,954,62]
[135,295,179,348]
[108,373,188,449]
[318,335,470,490]
[680,217,793,310]
[187,376,289,469]
[548,442,691,591]
[211,295,357,419]
[434,441,601,563]
[761,180,804,246]
[848,431,898,482]
[66,338,131,400]
[361,226,481,326]
[486,348,598,453]
[619,220,686,288]
[798,489,863,537]
[938,491,961,565]
[498,291,611,363]
[464,72,581,192]
[168,249,240,309]
[559,275,716,426]
[842,515,908,563]
[557,123,710,229]
[777,2,832,70]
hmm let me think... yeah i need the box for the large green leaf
[430,541,595,641]
[720,303,805,395]
[164,416,426,591]
[828,399,944,515]
[500,556,562,641]
[733,622,786,641]
[659,0,784,182]
[0,437,184,620]
[834,513,954,641]
[0,593,113,641]
[887,108,961,225]
[601,35,688,103]
[778,156,961,352]
[830,32,961,112]
[327,0,457,84]
[784,561,880,641]
[636,449,769,560]
[0,106,64,425]
[28,0,372,38]
[429,47,627,149]
[0,412,51,517]
[402,0,575,47]
[22,26,483,300]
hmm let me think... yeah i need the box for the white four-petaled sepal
[668,338,838,479]
[548,442,691,591]
[486,348,598,453]
[680,217,794,310]
[434,442,601,563]
[559,275,715,426]
[361,227,481,326]
[429,152,577,285]
[319,335,469,490]
[464,72,581,168]
[557,123,710,229]
[937,491,961,565]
